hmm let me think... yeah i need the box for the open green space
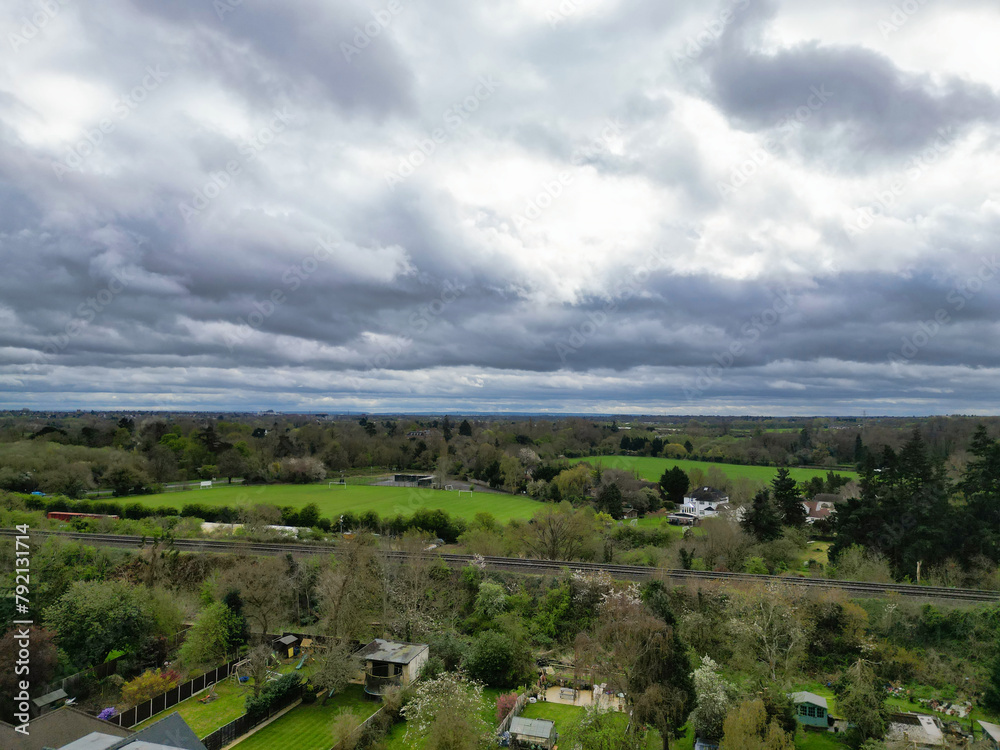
[134,660,315,738]
[571,456,857,484]
[133,484,545,524]
[231,684,377,750]
[795,727,848,750]
[133,676,248,738]
[519,699,586,725]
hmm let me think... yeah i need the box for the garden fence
[200,685,303,750]
[496,693,529,735]
[108,656,243,729]
[330,705,386,750]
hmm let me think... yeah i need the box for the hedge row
[22,495,470,543]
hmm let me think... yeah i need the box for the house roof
[979,721,1000,744]
[802,501,833,519]
[33,688,69,708]
[887,714,945,747]
[104,712,207,750]
[790,692,829,709]
[509,716,555,740]
[0,706,131,750]
[275,634,299,646]
[685,487,728,502]
[356,639,429,665]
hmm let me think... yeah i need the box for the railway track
[3,528,998,604]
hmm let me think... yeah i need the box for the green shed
[790,692,829,728]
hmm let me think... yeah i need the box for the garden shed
[509,716,556,749]
[790,691,829,727]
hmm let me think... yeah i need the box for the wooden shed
[790,691,829,728]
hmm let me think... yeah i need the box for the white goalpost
[328,481,346,489]
[457,490,474,498]
[445,484,454,491]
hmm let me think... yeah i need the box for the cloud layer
[1,0,998,414]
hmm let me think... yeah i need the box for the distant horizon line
[2,408,995,419]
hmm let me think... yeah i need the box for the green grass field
[133,677,248,738]
[571,456,856,484]
[135,484,544,524]
[134,660,316,738]
[231,685,377,750]
[519,699,585,725]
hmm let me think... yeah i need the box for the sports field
[570,456,856,483]
[134,483,544,524]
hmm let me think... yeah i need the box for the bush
[121,669,181,707]
[496,692,519,722]
[245,673,302,721]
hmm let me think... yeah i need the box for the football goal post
[457,490,474,498]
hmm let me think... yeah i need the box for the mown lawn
[133,676,249,738]
[132,483,544,524]
[571,456,856,483]
[519,699,585,726]
[231,685,377,750]
[134,660,316,738]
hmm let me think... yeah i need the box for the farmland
[570,456,857,484]
[131,483,545,524]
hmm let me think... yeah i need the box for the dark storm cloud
[701,0,1000,166]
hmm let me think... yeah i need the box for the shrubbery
[121,669,181,707]
[244,673,302,721]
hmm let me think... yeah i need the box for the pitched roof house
[681,487,730,517]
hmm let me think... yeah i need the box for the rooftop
[979,721,1000,744]
[356,639,429,665]
[509,716,555,740]
[790,692,829,709]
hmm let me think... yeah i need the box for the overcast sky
[1,0,998,415]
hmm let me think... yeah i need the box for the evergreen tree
[684,440,694,454]
[854,434,867,464]
[222,589,250,652]
[831,431,951,580]
[836,659,889,747]
[741,489,783,542]
[458,419,473,437]
[597,483,624,519]
[771,468,805,527]
[959,425,1000,563]
[659,466,690,507]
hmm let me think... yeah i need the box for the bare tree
[385,530,439,642]
[317,533,385,644]
[519,504,597,561]
[245,644,274,697]
[219,557,289,637]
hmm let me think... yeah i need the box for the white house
[681,487,730,518]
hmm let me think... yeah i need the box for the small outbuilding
[887,713,946,749]
[790,691,829,727]
[509,716,556,749]
[273,634,301,658]
[355,639,429,696]
[31,688,68,716]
